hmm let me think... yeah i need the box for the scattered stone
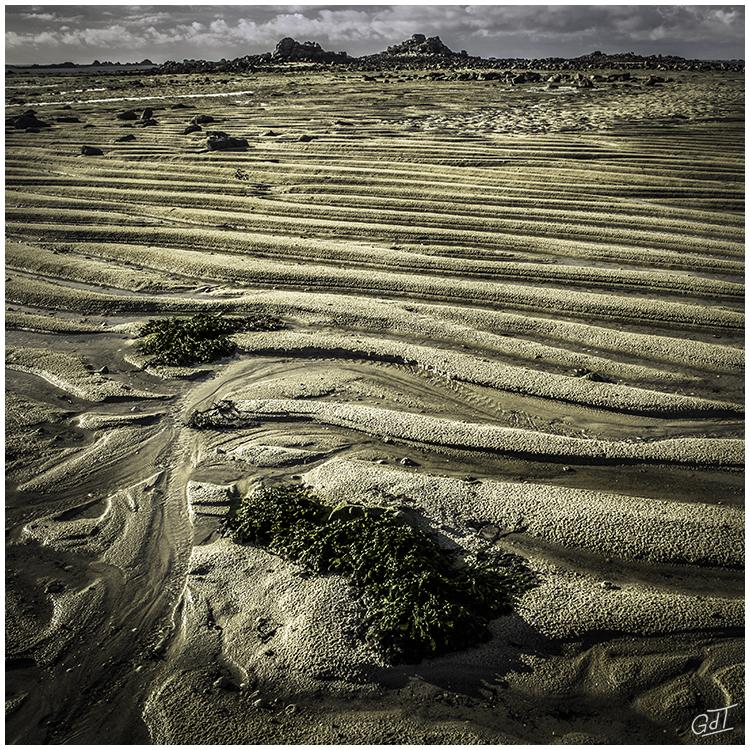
[140,118,158,127]
[116,109,138,121]
[298,134,315,142]
[141,107,154,121]
[192,114,215,125]
[400,456,418,467]
[80,145,104,156]
[183,124,202,135]
[114,134,136,142]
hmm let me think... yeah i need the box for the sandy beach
[5,60,744,744]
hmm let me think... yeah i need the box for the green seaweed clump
[226,484,535,663]
[137,313,284,366]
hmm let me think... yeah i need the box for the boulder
[141,107,153,120]
[191,114,215,125]
[206,134,249,151]
[183,124,202,135]
[7,110,51,130]
[80,145,104,156]
[116,109,138,121]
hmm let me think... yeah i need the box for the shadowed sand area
[5,66,744,744]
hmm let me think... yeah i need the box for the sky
[5,4,745,65]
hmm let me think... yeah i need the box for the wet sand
[5,67,744,744]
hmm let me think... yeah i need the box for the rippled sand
[5,67,744,744]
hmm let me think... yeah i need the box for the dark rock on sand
[206,134,249,151]
[192,114,215,125]
[7,110,51,130]
[141,108,154,121]
[298,134,315,142]
[81,145,104,156]
[114,134,136,142]
[116,109,138,121]
[140,118,159,127]
[183,124,202,135]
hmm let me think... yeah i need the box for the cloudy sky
[5,4,745,65]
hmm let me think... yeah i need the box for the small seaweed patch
[137,313,284,366]
[226,484,536,663]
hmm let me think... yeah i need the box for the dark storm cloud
[5,5,745,64]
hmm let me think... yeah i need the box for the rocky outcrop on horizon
[84,34,746,75]
[272,37,349,63]
[378,33,467,59]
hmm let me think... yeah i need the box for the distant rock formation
[273,37,348,63]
